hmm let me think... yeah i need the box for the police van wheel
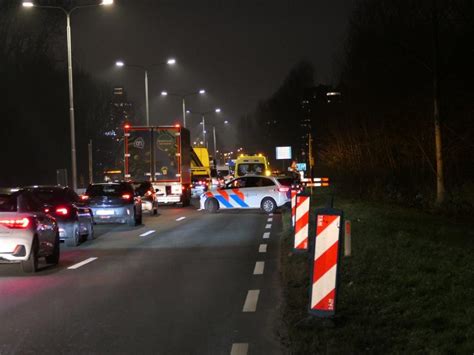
[205,198,219,213]
[261,197,277,213]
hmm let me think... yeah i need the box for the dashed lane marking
[265,224,271,229]
[176,217,186,221]
[67,257,98,270]
[139,230,155,237]
[263,232,270,239]
[253,261,265,275]
[259,244,267,253]
[269,213,273,216]
[242,290,260,312]
[267,217,273,222]
[230,343,249,355]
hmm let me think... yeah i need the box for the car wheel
[21,238,38,273]
[137,211,143,225]
[66,226,80,247]
[87,222,95,241]
[205,198,219,213]
[45,232,60,265]
[261,197,277,213]
[153,205,158,215]
[128,209,137,227]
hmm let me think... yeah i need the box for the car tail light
[80,195,89,201]
[122,194,132,200]
[0,217,30,229]
[44,208,50,213]
[145,190,153,196]
[55,207,69,216]
[278,186,290,193]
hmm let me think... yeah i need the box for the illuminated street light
[160,89,206,127]
[23,0,114,191]
[115,58,176,126]
[215,108,221,113]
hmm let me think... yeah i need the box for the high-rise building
[96,87,135,181]
[298,85,342,171]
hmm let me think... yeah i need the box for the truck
[190,147,218,195]
[124,125,191,206]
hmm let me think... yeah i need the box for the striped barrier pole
[291,190,297,227]
[344,220,351,257]
[294,193,310,251]
[309,208,344,317]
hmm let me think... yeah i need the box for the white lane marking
[263,232,270,239]
[68,257,98,270]
[139,230,155,237]
[267,217,273,222]
[259,244,267,253]
[269,213,273,216]
[176,216,186,221]
[242,289,260,312]
[265,224,271,229]
[253,261,265,275]
[230,343,249,355]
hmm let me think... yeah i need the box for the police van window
[228,177,249,188]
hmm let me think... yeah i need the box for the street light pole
[213,126,217,163]
[144,69,150,126]
[182,97,186,128]
[202,115,206,147]
[65,13,78,190]
[23,0,114,191]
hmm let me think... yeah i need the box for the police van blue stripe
[230,194,249,207]
[215,195,233,208]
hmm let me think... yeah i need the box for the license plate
[96,209,114,216]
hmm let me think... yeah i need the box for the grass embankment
[280,189,474,353]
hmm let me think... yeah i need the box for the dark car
[132,181,158,215]
[83,182,142,226]
[25,186,94,247]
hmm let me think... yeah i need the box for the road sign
[294,193,310,251]
[291,190,297,227]
[309,208,343,317]
[276,146,292,160]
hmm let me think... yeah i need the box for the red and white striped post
[309,209,343,317]
[294,194,310,251]
[291,190,297,227]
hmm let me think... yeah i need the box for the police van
[234,154,271,178]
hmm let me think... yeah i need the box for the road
[0,201,284,355]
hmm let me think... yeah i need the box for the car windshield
[237,163,265,176]
[0,194,17,212]
[30,189,70,205]
[87,184,130,197]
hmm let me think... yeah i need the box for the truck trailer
[124,125,191,206]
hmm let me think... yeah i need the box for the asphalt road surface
[0,200,285,355]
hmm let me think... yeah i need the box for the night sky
[72,0,355,145]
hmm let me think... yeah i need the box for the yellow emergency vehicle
[234,154,271,178]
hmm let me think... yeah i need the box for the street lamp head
[167,58,176,65]
[199,89,206,94]
[215,108,221,113]
[224,120,229,124]
[101,0,114,5]
[115,61,124,67]
[186,110,191,114]
[22,1,34,7]
[161,91,168,96]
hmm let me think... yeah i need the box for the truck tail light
[0,217,30,229]
[55,207,69,216]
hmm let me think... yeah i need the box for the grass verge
[280,189,474,353]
